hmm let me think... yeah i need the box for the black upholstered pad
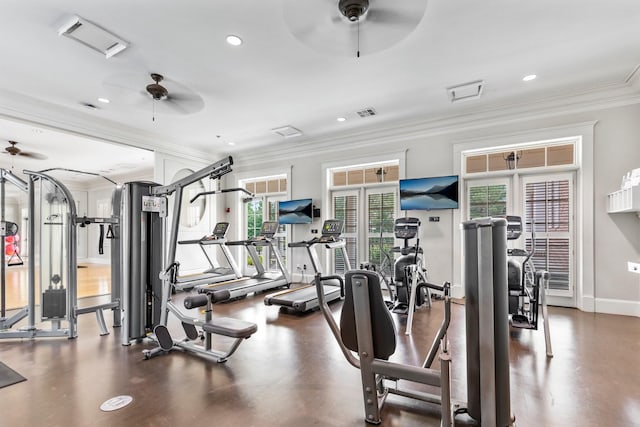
[202,317,257,338]
[340,270,397,360]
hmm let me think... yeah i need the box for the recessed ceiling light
[227,142,235,146]
[97,97,110,103]
[337,117,346,122]
[523,74,537,82]
[226,35,243,46]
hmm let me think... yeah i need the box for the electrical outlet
[303,264,307,270]
[628,261,640,275]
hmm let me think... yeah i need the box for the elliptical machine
[391,217,429,312]
[505,215,553,357]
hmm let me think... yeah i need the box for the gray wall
[225,102,640,316]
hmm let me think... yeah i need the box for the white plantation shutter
[333,192,358,273]
[524,177,572,293]
[367,190,396,273]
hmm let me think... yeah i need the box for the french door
[244,195,287,273]
[522,174,574,306]
[466,173,575,307]
[332,187,397,274]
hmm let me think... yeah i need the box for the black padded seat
[202,317,257,338]
[340,270,397,360]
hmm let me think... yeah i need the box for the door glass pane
[246,199,263,268]
[267,198,287,270]
[468,184,507,219]
[333,194,358,273]
[367,191,396,275]
[525,178,571,292]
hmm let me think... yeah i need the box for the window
[333,191,358,273]
[329,160,399,274]
[462,139,577,307]
[467,181,508,219]
[241,175,287,271]
[367,190,396,275]
[523,175,573,294]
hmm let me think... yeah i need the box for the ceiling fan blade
[366,8,421,26]
[167,92,205,114]
[19,151,47,160]
[283,0,428,56]
[104,72,204,115]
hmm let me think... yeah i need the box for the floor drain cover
[100,395,133,412]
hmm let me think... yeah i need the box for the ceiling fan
[103,72,205,118]
[3,140,47,160]
[283,0,428,57]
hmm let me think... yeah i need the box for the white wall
[154,151,218,274]
[226,102,640,316]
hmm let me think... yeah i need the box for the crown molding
[233,80,640,166]
[0,89,219,163]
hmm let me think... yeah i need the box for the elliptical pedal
[510,314,534,329]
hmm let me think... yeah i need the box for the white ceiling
[1,0,639,176]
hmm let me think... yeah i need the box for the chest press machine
[120,156,257,363]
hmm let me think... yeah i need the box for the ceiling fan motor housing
[339,0,369,21]
[146,73,168,100]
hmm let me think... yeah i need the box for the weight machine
[121,156,257,363]
[0,167,120,339]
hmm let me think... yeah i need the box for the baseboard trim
[594,298,640,317]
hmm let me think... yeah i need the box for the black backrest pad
[340,270,397,360]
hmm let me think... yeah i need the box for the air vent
[58,15,129,58]
[446,80,484,103]
[356,107,377,117]
[271,125,303,138]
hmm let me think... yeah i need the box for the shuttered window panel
[468,184,507,219]
[367,191,396,270]
[333,194,358,273]
[525,179,571,292]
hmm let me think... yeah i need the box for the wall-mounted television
[399,175,459,210]
[278,198,313,224]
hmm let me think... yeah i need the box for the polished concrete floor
[0,285,639,427]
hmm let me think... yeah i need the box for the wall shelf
[607,186,640,213]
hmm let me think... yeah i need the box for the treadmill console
[201,222,229,241]
[318,219,344,243]
[212,222,229,238]
[259,221,279,238]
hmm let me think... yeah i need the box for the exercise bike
[504,215,553,357]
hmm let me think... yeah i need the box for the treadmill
[196,221,291,299]
[173,222,242,290]
[264,219,351,312]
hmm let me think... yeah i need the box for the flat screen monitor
[399,175,459,210]
[278,198,313,224]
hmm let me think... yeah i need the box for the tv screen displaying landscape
[399,175,459,210]
[278,198,313,224]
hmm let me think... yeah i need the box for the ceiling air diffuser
[58,15,129,59]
